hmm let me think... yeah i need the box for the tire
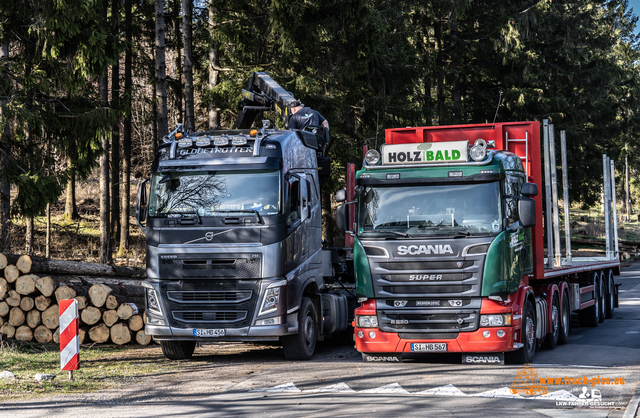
[543,294,560,349]
[506,299,536,364]
[558,291,570,345]
[160,340,196,360]
[605,271,615,319]
[578,274,599,327]
[281,297,317,360]
[598,275,606,323]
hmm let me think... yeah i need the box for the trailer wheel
[605,270,615,319]
[558,291,570,345]
[160,340,196,360]
[578,275,599,327]
[506,299,536,364]
[598,274,606,323]
[281,297,317,360]
[543,294,560,349]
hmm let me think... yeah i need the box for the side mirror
[518,197,536,228]
[521,183,538,197]
[136,178,150,235]
[336,204,348,232]
[335,189,347,203]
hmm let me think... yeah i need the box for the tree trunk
[155,0,169,141]
[450,9,461,125]
[120,0,133,254]
[41,304,60,329]
[5,254,145,277]
[89,323,110,343]
[173,0,183,126]
[99,0,111,265]
[20,297,34,312]
[81,306,102,325]
[0,42,11,252]
[435,13,445,125]
[34,325,52,343]
[64,154,79,220]
[111,0,121,245]
[208,1,220,130]
[25,216,33,255]
[15,325,33,341]
[26,309,41,328]
[183,0,195,131]
[110,322,131,345]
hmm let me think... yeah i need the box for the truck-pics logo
[397,244,454,256]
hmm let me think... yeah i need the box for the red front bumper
[354,326,516,353]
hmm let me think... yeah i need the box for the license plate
[193,329,225,337]
[411,343,447,352]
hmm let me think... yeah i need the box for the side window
[287,177,301,225]
[504,174,524,226]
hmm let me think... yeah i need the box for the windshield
[148,170,281,217]
[357,182,501,237]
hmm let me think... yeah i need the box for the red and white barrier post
[59,299,79,380]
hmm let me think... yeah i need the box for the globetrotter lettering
[397,244,454,256]
[179,146,253,156]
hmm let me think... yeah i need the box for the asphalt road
[3,262,640,418]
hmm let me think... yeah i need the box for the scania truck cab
[338,122,619,364]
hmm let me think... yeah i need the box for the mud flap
[462,352,505,365]
[362,353,403,363]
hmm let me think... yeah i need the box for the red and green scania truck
[337,121,620,364]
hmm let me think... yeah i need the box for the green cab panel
[482,227,533,297]
[354,237,374,298]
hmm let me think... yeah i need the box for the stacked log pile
[0,254,152,346]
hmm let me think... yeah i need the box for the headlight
[146,288,162,314]
[364,150,381,166]
[259,286,282,316]
[470,138,488,162]
[480,314,512,327]
[356,315,379,328]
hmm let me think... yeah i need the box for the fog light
[482,330,491,338]
[146,316,165,326]
[369,331,376,339]
[358,331,364,338]
[255,317,282,326]
[497,330,505,338]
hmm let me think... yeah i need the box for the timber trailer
[136,72,355,360]
[337,121,621,364]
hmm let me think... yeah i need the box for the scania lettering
[136,72,355,361]
[397,244,453,256]
[337,122,620,364]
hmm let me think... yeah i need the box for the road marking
[533,390,578,401]
[415,384,467,397]
[360,383,409,394]
[250,382,300,393]
[473,387,524,398]
[303,383,355,393]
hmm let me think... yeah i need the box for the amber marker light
[250,129,258,137]
[175,133,183,139]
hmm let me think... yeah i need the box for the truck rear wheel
[605,270,615,319]
[506,299,536,364]
[558,291,570,345]
[578,276,600,327]
[160,340,196,360]
[281,297,317,360]
[543,294,560,349]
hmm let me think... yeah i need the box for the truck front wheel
[160,340,196,360]
[506,299,536,364]
[281,297,317,360]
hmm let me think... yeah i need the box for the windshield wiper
[379,230,412,238]
[213,209,263,224]
[165,210,201,224]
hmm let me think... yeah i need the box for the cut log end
[80,306,101,326]
[16,255,32,274]
[89,323,110,344]
[33,325,52,343]
[35,276,56,297]
[135,329,152,346]
[42,304,60,330]
[15,325,33,341]
[110,323,131,345]
[4,265,19,283]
